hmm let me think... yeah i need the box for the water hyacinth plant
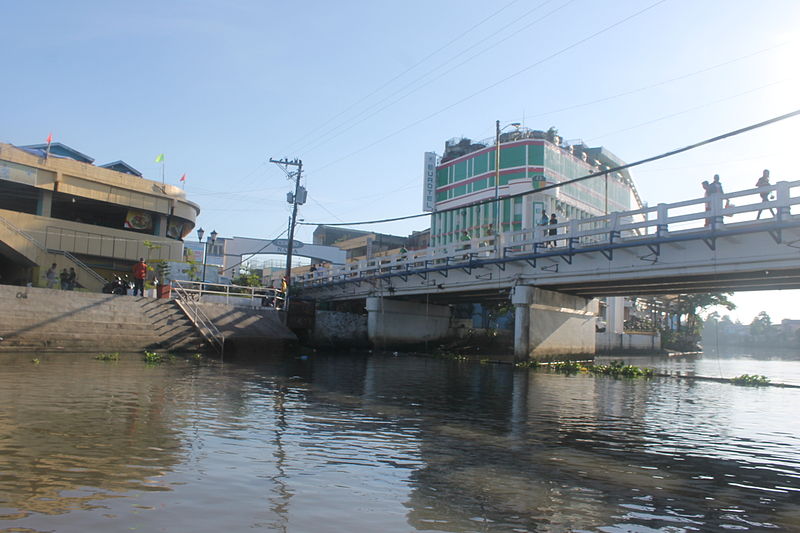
[731,374,771,386]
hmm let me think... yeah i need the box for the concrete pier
[512,286,598,361]
[366,297,450,347]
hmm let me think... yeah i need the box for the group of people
[702,169,775,225]
[539,211,559,247]
[44,263,77,290]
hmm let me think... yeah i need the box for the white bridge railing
[295,180,800,287]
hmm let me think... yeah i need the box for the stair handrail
[47,249,107,285]
[0,213,47,251]
[172,280,225,358]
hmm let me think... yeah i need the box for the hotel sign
[422,152,436,212]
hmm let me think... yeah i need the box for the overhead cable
[298,107,800,227]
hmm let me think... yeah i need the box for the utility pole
[269,157,304,309]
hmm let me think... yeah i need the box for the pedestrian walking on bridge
[756,169,775,219]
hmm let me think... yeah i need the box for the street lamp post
[196,227,217,289]
[495,120,521,232]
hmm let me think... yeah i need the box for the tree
[232,267,262,287]
[749,311,772,340]
[664,292,736,350]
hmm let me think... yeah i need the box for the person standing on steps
[132,258,147,297]
[45,263,58,289]
[59,268,69,290]
[67,268,77,291]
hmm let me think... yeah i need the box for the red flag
[46,132,53,144]
[179,173,186,182]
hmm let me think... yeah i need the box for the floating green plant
[31,358,40,365]
[590,360,654,378]
[514,360,540,369]
[143,351,173,364]
[550,360,583,374]
[731,374,771,386]
[547,359,654,378]
[95,352,120,361]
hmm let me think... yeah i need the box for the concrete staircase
[0,284,206,353]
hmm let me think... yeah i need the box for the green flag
[155,153,165,163]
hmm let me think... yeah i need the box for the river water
[0,350,798,532]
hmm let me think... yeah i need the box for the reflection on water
[0,351,798,532]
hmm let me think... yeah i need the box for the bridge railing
[295,180,800,287]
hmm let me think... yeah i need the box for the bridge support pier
[511,286,598,361]
[366,297,451,347]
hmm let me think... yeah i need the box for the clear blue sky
[2,0,799,323]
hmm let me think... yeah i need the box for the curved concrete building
[0,142,199,290]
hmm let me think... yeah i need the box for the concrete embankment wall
[308,310,369,348]
[0,285,298,354]
[0,284,205,353]
[194,302,297,352]
[596,331,661,353]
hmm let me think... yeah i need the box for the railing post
[656,203,668,235]
[711,193,723,227]
[775,181,791,220]
[496,232,505,258]
[568,219,578,246]
[608,212,619,242]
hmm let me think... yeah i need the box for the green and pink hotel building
[424,127,641,247]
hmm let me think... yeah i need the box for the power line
[276,0,526,156]
[525,41,792,121]
[312,0,667,174]
[221,226,290,274]
[298,107,800,227]
[586,77,793,142]
[295,0,570,158]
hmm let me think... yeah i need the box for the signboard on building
[422,152,436,212]
[272,239,304,251]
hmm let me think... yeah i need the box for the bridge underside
[551,266,800,297]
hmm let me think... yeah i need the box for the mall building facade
[0,141,199,290]
[426,128,641,247]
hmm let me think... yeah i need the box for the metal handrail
[47,248,107,285]
[0,213,47,250]
[172,280,225,358]
[174,279,286,310]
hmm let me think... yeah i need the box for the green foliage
[95,352,120,361]
[548,359,654,378]
[514,360,540,369]
[232,267,262,287]
[143,350,174,364]
[435,350,469,361]
[731,374,771,386]
[749,311,773,339]
[589,360,654,378]
[31,358,40,365]
[550,361,583,374]
[664,292,736,351]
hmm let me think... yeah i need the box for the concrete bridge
[295,180,800,359]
